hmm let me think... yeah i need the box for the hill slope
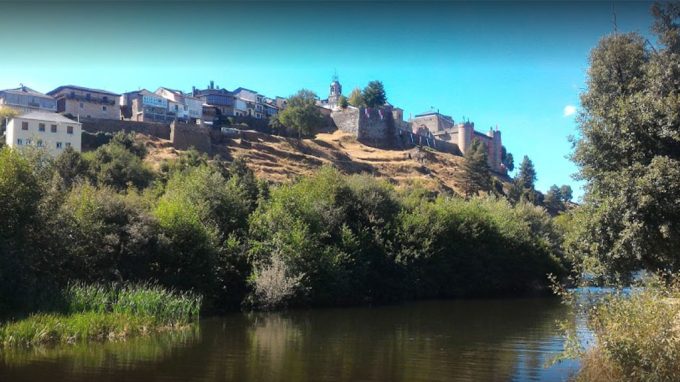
[143,129,510,194]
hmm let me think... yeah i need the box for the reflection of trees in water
[0,326,199,372]
[235,299,572,382]
[0,299,576,382]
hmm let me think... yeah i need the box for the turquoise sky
[0,1,656,198]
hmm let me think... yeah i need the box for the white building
[5,111,82,156]
[155,87,203,124]
[232,87,267,119]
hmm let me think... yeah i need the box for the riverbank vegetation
[0,284,201,349]
[557,3,680,380]
[0,130,567,320]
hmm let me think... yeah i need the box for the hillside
[142,129,510,194]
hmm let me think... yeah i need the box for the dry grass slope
[142,129,510,194]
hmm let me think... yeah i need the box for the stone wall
[331,107,360,136]
[331,106,396,148]
[80,118,171,139]
[170,122,211,153]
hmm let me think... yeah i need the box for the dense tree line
[562,3,680,277]
[0,133,567,314]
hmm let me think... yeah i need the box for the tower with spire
[328,72,342,107]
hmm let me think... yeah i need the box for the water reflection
[0,298,581,382]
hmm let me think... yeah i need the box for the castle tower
[457,121,473,155]
[328,74,342,107]
[485,126,503,172]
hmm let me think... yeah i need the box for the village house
[5,111,81,155]
[120,89,175,123]
[47,85,121,120]
[155,87,203,124]
[274,96,288,110]
[0,85,57,114]
[193,81,236,119]
[232,87,267,119]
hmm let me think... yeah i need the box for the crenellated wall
[331,106,396,148]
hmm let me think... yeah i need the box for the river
[0,298,582,382]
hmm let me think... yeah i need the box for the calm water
[0,298,582,382]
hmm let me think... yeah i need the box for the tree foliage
[362,80,387,108]
[569,4,680,275]
[456,139,492,198]
[277,89,324,139]
[348,87,365,107]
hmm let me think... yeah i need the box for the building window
[67,126,74,134]
[25,139,32,145]
[56,142,62,149]
[51,124,57,133]
[86,93,91,100]
[21,121,28,130]
[80,102,84,108]
[65,142,71,148]
[37,140,43,147]
[38,123,45,132]
[16,139,22,146]
[103,106,107,111]
[103,96,108,103]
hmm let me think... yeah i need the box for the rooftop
[232,87,259,95]
[15,111,81,124]
[47,85,120,97]
[1,86,53,99]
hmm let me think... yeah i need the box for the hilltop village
[0,78,508,174]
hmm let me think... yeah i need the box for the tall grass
[566,275,680,381]
[0,283,202,349]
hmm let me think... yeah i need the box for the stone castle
[325,78,505,173]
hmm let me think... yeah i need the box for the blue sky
[0,1,656,198]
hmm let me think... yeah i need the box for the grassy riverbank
[561,277,680,381]
[0,284,201,349]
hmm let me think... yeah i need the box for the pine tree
[516,155,537,190]
[560,185,573,202]
[456,139,492,198]
[544,184,564,213]
[362,81,387,108]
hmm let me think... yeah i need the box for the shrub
[575,275,680,381]
[250,254,304,310]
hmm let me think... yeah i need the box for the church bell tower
[328,73,342,107]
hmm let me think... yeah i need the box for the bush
[575,275,680,381]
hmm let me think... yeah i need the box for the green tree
[338,95,349,109]
[516,155,537,190]
[277,89,324,139]
[348,87,365,107]
[88,137,153,190]
[543,184,564,213]
[362,80,387,108]
[53,146,89,188]
[0,107,18,130]
[456,139,492,198]
[560,185,573,202]
[501,146,515,172]
[570,4,680,274]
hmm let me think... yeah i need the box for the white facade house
[5,111,82,156]
[232,87,267,119]
[155,87,203,123]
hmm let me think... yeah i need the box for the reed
[0,283,202,349]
